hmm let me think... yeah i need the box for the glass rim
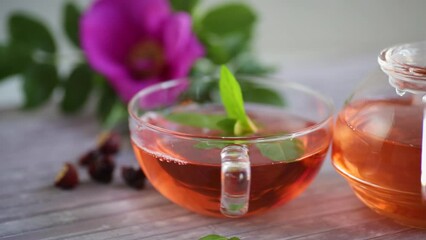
[128,76,335,143]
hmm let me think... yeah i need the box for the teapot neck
[378,41,426,95]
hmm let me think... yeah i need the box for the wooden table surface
[1,56,426,239]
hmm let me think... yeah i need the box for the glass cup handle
[220,145,251,217]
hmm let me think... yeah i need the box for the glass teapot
[332,42,426,228]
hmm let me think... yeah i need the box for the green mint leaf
[219,66,246,119]
[165,112,227,130]
[9,13,56,53]
[60,64,93,113]
[23,63,59,109]
[63,1,81,47]
[220,65,257,135]
[199,234,240,240]
[256,139,304,162]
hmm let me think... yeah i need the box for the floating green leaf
[0,44,32,80]
[170,0,199,14]
[165,112,227,130]
[60,64,93,113]
[256,139,304,162]
[23,63,59,109]
[9,13,56,53]
[220,66,257,135]
[63,1,81,47]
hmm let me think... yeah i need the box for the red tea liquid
[132,104,330,217]
[332,98,426,228]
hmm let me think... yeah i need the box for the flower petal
[162,13,192,61]
[168,35,205,77]
[109,74,160,102]
[81,0,140,63]
[125,0,171,38]
[138,79,190,109]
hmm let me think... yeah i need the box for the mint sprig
[219,65,258,136]
[163,66,304,162]
[165,65,257,137]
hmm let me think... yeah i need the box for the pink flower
[81,0,204,102]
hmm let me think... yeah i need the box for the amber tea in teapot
[332,42,426,228]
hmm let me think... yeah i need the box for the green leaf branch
[0,0,273,131]
[9,13,56,53]
[63,2,81,47]
[190,2,274,77]
[0,2,127,128]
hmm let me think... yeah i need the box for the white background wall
[0,0,425,106]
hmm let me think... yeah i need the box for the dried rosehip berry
[78,150,100,166]
[121,166,146,190]
[55,163,79,190]
[88,155,115,183]
[98,132,120,155]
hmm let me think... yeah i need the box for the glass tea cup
[332,42,426,228]
[128,76,334,217]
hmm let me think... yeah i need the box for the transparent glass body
[332,42,426,228]
[129,77,333,217]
